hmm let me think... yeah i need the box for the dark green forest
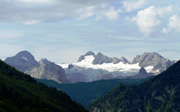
[37,77,152,108]
[88,60,180,112]
[0,59,88,112]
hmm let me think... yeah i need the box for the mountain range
[87,59,180,112]
[5,51,175,83]
[59,51,175,83]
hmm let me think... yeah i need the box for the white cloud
[123,0,147,12]
[162,27,171,33]
[169,14,180,31]
[132,6,160,36]
[132,5,173,36]
[76,4,122,20]
[162,14,180,33]
[76,6,95,20]
[17,0,54,4]
[0,0,118,24]
[104,7,122,20]
[156,5,173,17]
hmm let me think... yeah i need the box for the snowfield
[58,56,154,82]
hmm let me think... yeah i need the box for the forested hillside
[88,60,180,112]
[37,77,152,108]
[0,59,88,112]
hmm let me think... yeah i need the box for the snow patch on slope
[22,56,29,61]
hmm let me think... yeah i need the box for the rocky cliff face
[92,52,130,64]
[132,52,175,72]
[93,52,113,64]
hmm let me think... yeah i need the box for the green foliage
[0,59,88,112]
[37,77,152,108]
[87,60,180,112]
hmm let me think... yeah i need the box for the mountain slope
[0,59,87,112]
[87,60,180,112]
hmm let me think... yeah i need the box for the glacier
[58,55,154,82]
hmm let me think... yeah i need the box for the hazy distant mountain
[5,51,69,83]
[60,51,175,83]
[5,51,40,72]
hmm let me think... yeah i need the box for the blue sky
[1,0,180,63]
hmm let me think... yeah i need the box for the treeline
[0,59,88,112]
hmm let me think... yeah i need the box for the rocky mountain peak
[92,52,113,64]
[15,51,37,62]
[120,56,130,64]
[139,67,148,75]
[85,51,96,57]
[5,51,40,72]
[78,51,96,62]
[39,58,52,65]
[131,52,175,72]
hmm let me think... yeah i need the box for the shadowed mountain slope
[88,60,180,112]
[0,59,88,112]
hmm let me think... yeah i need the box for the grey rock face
[68,64,74,69]
[93,52,130,65]
[112,57,120,64]
[92,52,113,64]
[139,67,148,75]
[78,51,96,62]
[120,56,130,64]
[5,51,40,72]
[42,63,69,83]
[66,73,87,83]
[39,58,52,65]
[78,56,85,62]
[132,52,175,72]
[26,62,69,83]
[97,73,114,80]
